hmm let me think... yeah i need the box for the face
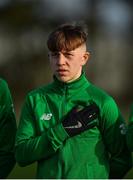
[49,44,90,83]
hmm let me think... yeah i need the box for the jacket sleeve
[15,95,69,167]
[100,97,132,179]
[0,79,17,178]
[127,104,133,151]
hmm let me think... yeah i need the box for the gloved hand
[62,102,100,137]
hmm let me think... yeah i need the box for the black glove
[62,102,100,137]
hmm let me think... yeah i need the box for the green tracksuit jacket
[0,79,17,178]
[15,73,132,179]
[127,104,133,151]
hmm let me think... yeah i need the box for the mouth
[56,69,68,75]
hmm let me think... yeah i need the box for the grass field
[8,163,37,179]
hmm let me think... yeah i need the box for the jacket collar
[52,72,91,95]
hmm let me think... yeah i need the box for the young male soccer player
[15,22,132,179]
[127,104,133,151]
[0,79,16,178]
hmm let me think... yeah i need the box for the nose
[56,53,65,66]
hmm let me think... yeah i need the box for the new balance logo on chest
[40,113,52,121]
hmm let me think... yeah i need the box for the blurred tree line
[0,0,133,120]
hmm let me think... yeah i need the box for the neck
[66,71,82,83]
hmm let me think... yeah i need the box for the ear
[81,51,91,66]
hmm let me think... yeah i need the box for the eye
[64,53,73,58]
[51,52,59,57]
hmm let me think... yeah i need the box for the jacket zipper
[61,85,67,117]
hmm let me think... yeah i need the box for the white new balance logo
[64,121,82,129]
[119,123,127,135]
[40,113,52,121]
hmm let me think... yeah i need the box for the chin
[58,76,70,83]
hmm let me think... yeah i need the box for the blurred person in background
[15,22,132,179]
[127,104,133,151]
[0,78,17,178]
